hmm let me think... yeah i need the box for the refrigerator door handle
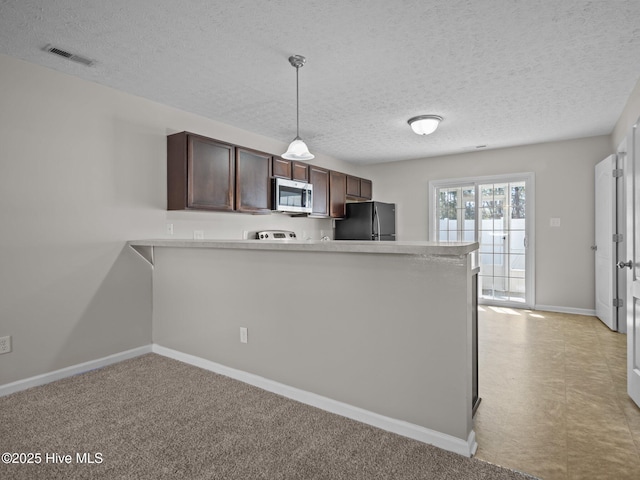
[374,204,381,241]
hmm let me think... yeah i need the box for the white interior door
[595,155,617,330]
[625,119,640,408]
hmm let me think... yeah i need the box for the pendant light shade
[408,115,443,135]
[282,55,314,161]
[283,137,314,161]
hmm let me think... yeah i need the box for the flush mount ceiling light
[408,115,443,135]
[282,55,314,161]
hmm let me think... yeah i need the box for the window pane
[480,276,494,298]
[439,189,457,220]
[436,185,475,243]
[463,230,475,242]
[479,254,494,276]
[509,278,526,301]
[511,183,526,219]
[464,201,475,220]
[479,231,493,253]
[509,254,526,276]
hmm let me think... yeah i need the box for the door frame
[617,140,628,334]
[429,172,536,309]
[624,117,640,407]
[594,154,621,331]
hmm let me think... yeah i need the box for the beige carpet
[0,354,536,479]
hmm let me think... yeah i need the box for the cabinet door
[236,148,272,213]
[167,132,189,210]
[292,162,309,182]
[330,171,347,218]
[346,175,361,197]
[360,178,373,200]
[188,135,235,211]
[309,165,329,217]
[272,157,291,179]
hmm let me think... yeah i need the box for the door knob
[617,260,633,269]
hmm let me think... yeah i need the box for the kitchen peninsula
[128,239,479,456]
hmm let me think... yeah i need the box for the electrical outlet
[193,230,204,240]
[239,327,248,344]
[0,335,12,354]
[166,224,174,235]
[550,218,561,227]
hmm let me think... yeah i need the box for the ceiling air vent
[44,45,94,66]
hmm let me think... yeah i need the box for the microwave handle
[306,186,313,209]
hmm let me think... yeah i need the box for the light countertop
[127,239,479,256]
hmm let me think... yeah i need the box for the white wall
[361,136,612,312]
[0,54,353,385]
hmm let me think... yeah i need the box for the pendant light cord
[281,55,314,161]
[295,65,300,139]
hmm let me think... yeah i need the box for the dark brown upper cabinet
[360,179,372,200]
[272,157,291,179]
[168,131,372,216]
[291,161,309,182]
[167,132,235,211]
[309,165,329,217]
[235,147,272,214]
[346,175,373,201]
[346,175,360,198]
[272,157,309,183]
[329,171,347,218]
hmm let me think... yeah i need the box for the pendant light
[408,115,443,135]
[282,55,314,161]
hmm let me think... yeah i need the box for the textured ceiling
[1,0,640,164]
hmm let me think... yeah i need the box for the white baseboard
[534,304,597,316]
[153,344,477,457]
[0,345,152,398]
[0,344,476,457]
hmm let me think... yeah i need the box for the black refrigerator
[334,201,396,241]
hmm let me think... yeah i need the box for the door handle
[617,260,633,269]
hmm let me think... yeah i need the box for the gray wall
[361,136,611,312]
[2,46,640,386]
[359,74,640,314]
[0,54,352,385]
[152,246,475,441]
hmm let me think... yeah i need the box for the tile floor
[473,307,640,480]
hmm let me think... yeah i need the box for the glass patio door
[431,174,534,308]
[478,181,527,303]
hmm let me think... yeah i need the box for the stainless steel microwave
[272,177,313,214]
